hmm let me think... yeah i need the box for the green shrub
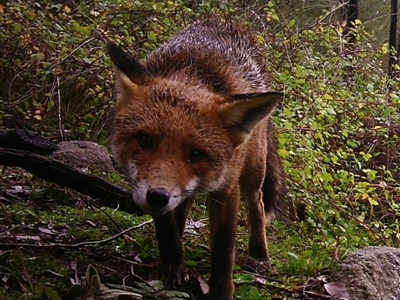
[265,15,400,248]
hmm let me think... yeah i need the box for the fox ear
[218,92,282,146]
[107,42,150,104]
[107,42,149,83]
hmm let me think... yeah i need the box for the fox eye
[137,134,153,150]
[188,149,206,164]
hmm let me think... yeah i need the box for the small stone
[51,141,114,174]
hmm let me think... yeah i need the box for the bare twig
[61,37,95,63]
[0,219,153,249]
[56,75,64,141]
[0,225,19,236]
[70,219,153,247]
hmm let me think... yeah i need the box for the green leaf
[17,294,28,300]
[45,287,62,300]
[278,148,290,159]
[13,23,22,34]
[54,23,63,31]
[147,31,157,42]
[160,289,190,298]
[86,264,99,282]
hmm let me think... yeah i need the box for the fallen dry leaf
[197,275,209,296]
[324,282,350,300]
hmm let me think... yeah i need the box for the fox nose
[146,188,170,207]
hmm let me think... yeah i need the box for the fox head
[108,43,282,216]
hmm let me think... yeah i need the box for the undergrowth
[1,0,400,299]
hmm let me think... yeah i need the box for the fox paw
[161,264,190,287]
[242,256,273,275]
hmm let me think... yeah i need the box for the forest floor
[0,167,343,300]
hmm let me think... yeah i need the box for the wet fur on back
[146,20,272,96]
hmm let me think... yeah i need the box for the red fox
[108,19,285,300]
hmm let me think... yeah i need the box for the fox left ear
[218,92,283,146]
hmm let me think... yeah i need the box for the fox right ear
[107,42,150,83]
[107,42,150,104]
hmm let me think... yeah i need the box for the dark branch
[0,148,142,215]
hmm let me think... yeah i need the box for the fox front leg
[153,212,189,286]
[207,188,241,300]
[153,197,194,286]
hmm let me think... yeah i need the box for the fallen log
[0,129,58,154]
[0,147,142,215]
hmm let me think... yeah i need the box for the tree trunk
[389,0,398,78]
[342,0,359,45]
